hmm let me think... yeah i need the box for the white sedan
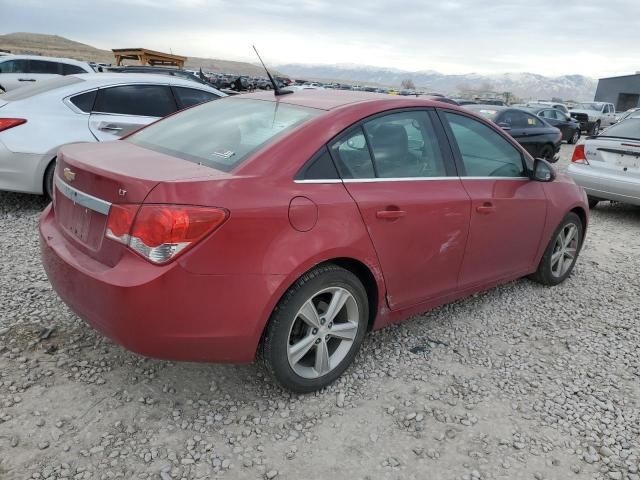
[0,55,95,92]
[0,73,224,197]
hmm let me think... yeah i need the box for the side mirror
[531,158,555,182]
[498,122,511,131]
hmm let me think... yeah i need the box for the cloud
[1,0,639,77]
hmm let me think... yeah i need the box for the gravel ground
[1,143,639,480]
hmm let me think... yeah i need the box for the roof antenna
[253,45,293,96]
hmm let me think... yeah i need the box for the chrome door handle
[100,125,123,132]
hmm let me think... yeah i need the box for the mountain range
[275,63,597,101]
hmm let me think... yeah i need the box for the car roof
[0,54,91,66]
[234,88,455,111]
[69,73,218,89]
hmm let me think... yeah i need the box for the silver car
[568,116,640,207]
[0,73,224,197]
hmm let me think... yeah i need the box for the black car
[525,106,581,144]
[465,105,563,162]
[105,66,210,86]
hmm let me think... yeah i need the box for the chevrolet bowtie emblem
[63,168,76,182]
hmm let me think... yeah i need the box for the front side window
[28,60,60,74]
[363,111,446,178]
[127,98,320,172]
[0,59,28,73]
[445,112,525,178]
[173,86,218,109]
[94,85,176,117]
[500,110,543,129]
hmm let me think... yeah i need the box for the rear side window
[172,86,218,109]
[69,90,97,113]
[29,60,60,74]
[296,147,339,180]
[127,98,320,172]
[62,64,87,75]
[599,118,640,140]
[331,129,375,179]
[94,85,177,117]
[445,112,525,177]
[0,59,28,73]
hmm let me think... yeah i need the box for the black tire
[590,122,600,136]
[262,264,369,393]
[587,196,600,209]
[530,212,583,286]
[540,144,555,161]
[43,160,56,200]
[569,129,580,144]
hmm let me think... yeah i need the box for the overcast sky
[2,0,639,78]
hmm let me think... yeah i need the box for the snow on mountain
[275,63,597,101]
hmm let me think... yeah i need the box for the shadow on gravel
[0,191,49,214]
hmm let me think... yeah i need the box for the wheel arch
[569,206,588,242]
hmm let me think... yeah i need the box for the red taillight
[0,118,27,132]
[106,204,227,264]
[571,144,588,164]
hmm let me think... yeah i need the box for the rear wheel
[262,264,368,393]
[569,129,580,144]
[43,160,56,200]
[540,144,555,161]
[530,212,583,286]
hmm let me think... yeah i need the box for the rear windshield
[0,76,84,101]
[127,98,320,171]
[466,106,501,121]
[599,118,640,140]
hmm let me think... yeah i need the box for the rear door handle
[376,209,407,220]
[100,124,123,132]
[18,78,36,82]
[476,203,495,214]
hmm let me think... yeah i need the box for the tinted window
[500,110,544,128]
[29,60,60,74]
[297,147,339,180]
[127,98,319,172]
[173,86,218,109]
[94,85,176,117]
[363,111,446,178]
[62,64,87,75]
[69,90,97,113]
[0,59,28,73]
[445,112,525,178]
[332,129,375,179]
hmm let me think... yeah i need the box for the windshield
[599,118,640,140]
[573,102,602,111]
[127,98,320,171]
[0,76,84,101]
[466,106,500,121]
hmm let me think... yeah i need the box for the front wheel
[530,212,583,286]
[540,144,555,162]
[262,264,368,393]
[590,122,600,136]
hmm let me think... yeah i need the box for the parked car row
[0,73,224,197]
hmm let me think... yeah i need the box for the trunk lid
[584,137,640,180]
[54,141,230,264]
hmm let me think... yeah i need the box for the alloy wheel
[551,223,579,277]
[287,287,359,379]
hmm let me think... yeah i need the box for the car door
[500,110,549,157]
[540,109,570,138]
[330,109,471,310]
[27,59,63,85]
[0,59,30,91]
[440,111,547,287]
[89,84,178,141]
[602,104,617,127]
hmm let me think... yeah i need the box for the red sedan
[40,90,588,392]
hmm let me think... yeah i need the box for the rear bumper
[567,163,640,206]
[39,204,284,363]
[0,140,48,194]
